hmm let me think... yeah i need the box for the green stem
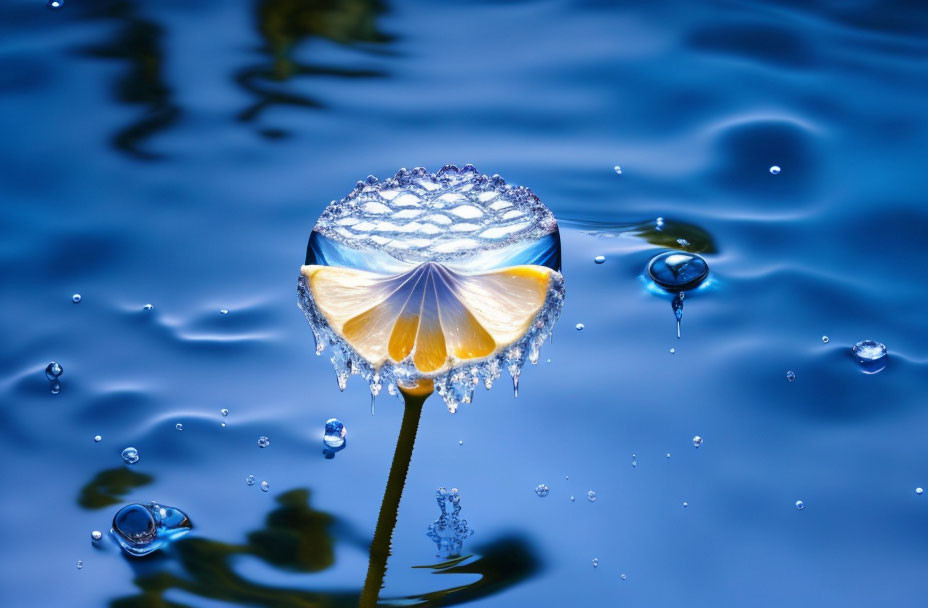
[359,388,429,607]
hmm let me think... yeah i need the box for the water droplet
[260,481,269,492]
[569,496,575,502]
[592,558,599,567]
[795,500,804,510]
[621,573,627,581]
[692,435,703,448]
[121,447,140,464]
[220,408,229,416]
[676,238,690,248]
[175,423,183,431]
[91,530,102,541]
[50,383,60,394]
[769,165,781,175]
[48,0,63,9]
[683,501,688,508]
[94,435,102,443]
[915,487,923,495]
[257,436,270,448]
[656,217,665,228]
[631,454,637,468]
[323,418,346,448]
[535,484,549,497]
[45,361,63,381]
[852,339,887,374]
[220,309,229,315]
[245,474,256,486]
[613,165,622,174]
[575,323,584,330]
[458,440,463,446]
[143,304,153,311]
[647,251,709,292]
[821,336,830,344]
[72,293,81,303]
[220,422,227,428]
[666,452,671,459]
[112,501,192,556]
[786,370,796,382]
[670,348,675,354]
[587,490,597,502]
[76,560,82,569]
[594,255,605,264]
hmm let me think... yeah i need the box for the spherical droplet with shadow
[647,251,709,292]
[112,501,192,557]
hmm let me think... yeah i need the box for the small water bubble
[175,423,183,431]
[769,165,781,175]
[613,165,622,174]
[50,383,61,394]
[683,501,688,508]
[91,530,102,541]
[220,309,229,315]
[656,217,664,228]
[676,238,690,248]
[72,293,81,303]
[220,422,227,428]
[594,255,605,264]
[48,0,63,9]
[575,323,584,331]
[260,481,269,492]
[822,336,830,344]
[570,496,575,502]
[323,418,346,448]
[76,560,82,569]
[916,487,923,495]
[257,436,270,448]
[587,490,597,502]
[220,408,229,417]
[121,447,140,464]
[592,558,599,567]
[245,474,256,486]
[795,500,805,510]
[786,370,796,382]
[621,573,627,581]
[535,484,549,497]
[143,304,153,311]
[45,361,63,381]
[852,339,887,373]
[692,435,703,448]
[458,440,463,446]
[666,452,671,459]
[94,435,102,443]
[670,348,675,354]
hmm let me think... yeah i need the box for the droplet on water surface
[72,293,81,303]
[45,362,63,381]
[692,435,703,448]
[143,304,153,311]
[795,500,805,510]
[76,560,82,569]
[576,323,584,331]
[852,339,887,374]
[915,487,923,495]
[587,490,597,502]
[94,435,102,443]
[594,255,605,264]
[613,165,622,174]
[822,336,830,344]
[220,408,229,417]
[121,447,140,464]
[769,165,781,175]
[91,530,102,542]
[260,481,269,492]
[786,370,796,382]
[592,558,599,567]
[323,418,346,448]
[111,502,192,557]
[257,436,270,448]
[175,423,183,431]
[246,475,256,486]
[647,251,709,338]
[535,484,549,497]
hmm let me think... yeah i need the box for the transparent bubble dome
[306,165,561,274]
[298,166,565,412]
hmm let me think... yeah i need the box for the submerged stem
[359,380,432,608]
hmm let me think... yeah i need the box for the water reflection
[77,1,180,160]
[567,218,718,254]
[237,0,394,134]
[78,467,154,509]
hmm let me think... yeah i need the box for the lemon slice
[301,262,556,375]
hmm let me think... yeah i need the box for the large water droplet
[45,362,63,381]
[121,447,140,464]
[111,501,191,557]
[535,484,549,497]
[852,339,887,374]
[323,418,346,448]
[647,251,709,292]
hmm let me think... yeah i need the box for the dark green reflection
[237,0,394,130]
[78,467,154,509]
[77,1,180,160]
[567,218,718,254]
[105,485,540,608]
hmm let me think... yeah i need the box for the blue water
[2,1,928,606]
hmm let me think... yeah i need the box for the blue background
[2,1,927,606]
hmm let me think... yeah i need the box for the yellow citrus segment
[301,262,554,374]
